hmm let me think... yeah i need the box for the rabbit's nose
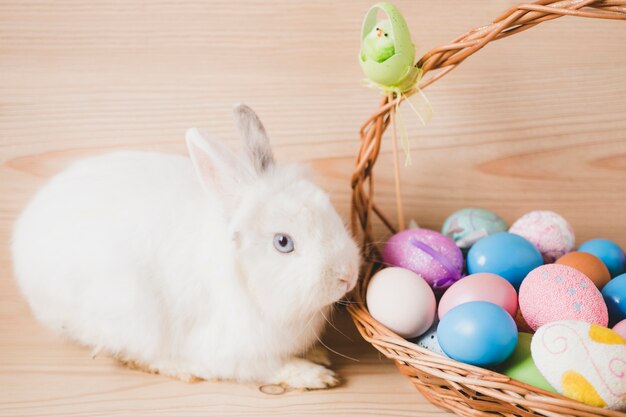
[339,273,358,291]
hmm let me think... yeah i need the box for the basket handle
[351,0,626,258]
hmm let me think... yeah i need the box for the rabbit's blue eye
[273,233,294,253]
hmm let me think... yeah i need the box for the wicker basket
[347,1,626,416]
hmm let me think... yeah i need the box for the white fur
[12,105,359,388]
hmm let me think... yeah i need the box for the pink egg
[519,264,608,331]
[509,210,575,263]
[613,319,626,338]
[438,273,518,320]
[366,267,436,338]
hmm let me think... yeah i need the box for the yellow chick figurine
[361,19,395,63]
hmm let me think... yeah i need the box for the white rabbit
[12,105,360,389]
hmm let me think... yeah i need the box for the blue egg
[467,232,543,290]
[437,301,518,367]
[602,273,626,325]
[579,239,626,278]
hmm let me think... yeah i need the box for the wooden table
[0,270,451,416]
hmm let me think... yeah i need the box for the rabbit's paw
[271,358,339,389]
[305,344,331,366]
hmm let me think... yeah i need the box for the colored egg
[437,301,518,367]
[602,273,626,326]
[495,333,556,393]
[531,320,626,410]
[410,318,446,356]
[438,273,517,320]
[519,264,608,331]
[579,238,626,278]
[509,210,575,263]
[613,319,626,338]
[366,267,436,338]
[382,229,464,290]
[556,252,611,290]
[467,232,543,290]
[441,207,507,249]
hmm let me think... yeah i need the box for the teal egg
[442,208,507,248]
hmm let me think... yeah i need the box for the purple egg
[383,229,464,290]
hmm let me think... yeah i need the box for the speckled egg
[410,318,446,356]
[382,229,464,290]
[519,264,608,331]
[366,267,436,338]
[531,320,626,410]
[556,251,611,290]
[509,211,575,263]
[441,207,507,249]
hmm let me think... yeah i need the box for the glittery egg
[441,207,507,249]
[509,211,575,263]
[519,264,608,331]
[382,229,464,290]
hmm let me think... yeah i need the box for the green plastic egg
[359,2,418,89]
[496,332,556,393]
[362,19,395,63]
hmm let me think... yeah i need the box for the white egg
[366,267,436,338]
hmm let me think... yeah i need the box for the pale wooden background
[1,1,625,416]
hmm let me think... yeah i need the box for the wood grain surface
[1,1,625,416]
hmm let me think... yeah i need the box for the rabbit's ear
[186,128,253,197]
[232,104,275,175]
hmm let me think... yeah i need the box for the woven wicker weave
[347,1,626,416]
